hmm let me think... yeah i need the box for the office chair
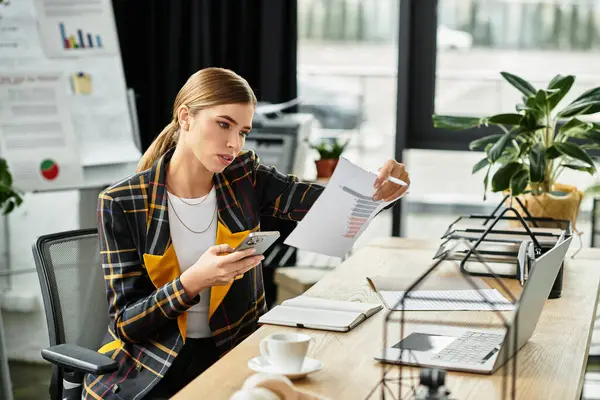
[32,229,117,400]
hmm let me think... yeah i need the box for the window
[399,0,599,243]
[435,0,600,118]
[297,0,400,250]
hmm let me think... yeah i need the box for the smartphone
[234,231,281,255]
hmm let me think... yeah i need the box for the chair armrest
[41,344,118,375]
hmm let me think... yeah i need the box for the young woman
[84,67,409,399]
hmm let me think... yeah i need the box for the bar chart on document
[341,186,380,239]
[285,158,402,257]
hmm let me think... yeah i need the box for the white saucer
[247,356,323,380]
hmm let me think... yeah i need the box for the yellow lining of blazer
[143,244,188,341]
[98,339,123,354]
[142,221,252,341]
[209,222,251,319]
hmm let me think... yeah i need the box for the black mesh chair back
[33,229,109,400]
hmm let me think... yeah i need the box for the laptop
[375,235,572,374]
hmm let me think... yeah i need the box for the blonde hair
[136,67,257,172]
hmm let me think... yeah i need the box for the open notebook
[258,296,382,332]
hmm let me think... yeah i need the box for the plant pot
[507,183,583,230]
[315,159,339,178]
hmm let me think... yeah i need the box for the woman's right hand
[180,244,264,298]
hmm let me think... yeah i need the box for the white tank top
[167,187,217,338]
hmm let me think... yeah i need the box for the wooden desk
[173,238,600,400]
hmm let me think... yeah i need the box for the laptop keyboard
[433,331,504,365]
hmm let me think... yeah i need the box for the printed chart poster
[34,0,118,58]
[0,72,84,191]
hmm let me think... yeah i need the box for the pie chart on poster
[40,159,60,181]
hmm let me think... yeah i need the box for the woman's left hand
[373,159,410,202]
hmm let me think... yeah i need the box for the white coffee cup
[259,333,315,373]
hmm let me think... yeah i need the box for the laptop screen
[495,236,572,368]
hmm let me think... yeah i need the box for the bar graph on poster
[58,22,104,50]
[34,0,118,58]
[284,158,406,258]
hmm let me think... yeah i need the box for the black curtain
[112,1,298,308]
[112,0,298,150]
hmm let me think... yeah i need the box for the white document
[435,240,521,263]
[72,102,141,166]
[258,295,383,332]
[34,0,119,58]
[377,289,515,311]
[280,296,382,316]
[0,72,84,191]
[0,17,42,65]
[0,1,43,69]
[446,231,559,246]
[284,157,403,257]
[444,220,565,237]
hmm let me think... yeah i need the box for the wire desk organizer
[365,240,520,400]
[440,194,572,280]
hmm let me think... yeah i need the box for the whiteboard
[0,0,141,191]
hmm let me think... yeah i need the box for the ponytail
[136,120,179,172]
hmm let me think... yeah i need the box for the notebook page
[379,289,515,311]
[258,305,362,330]
[281,296,382,316]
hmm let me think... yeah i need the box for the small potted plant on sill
[433,72,600,229]
[311,137,350,179]
[0,158,23,215]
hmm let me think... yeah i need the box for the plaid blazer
[83,148,323,399]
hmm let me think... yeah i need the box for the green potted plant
[433,72,600,228]
[311,137,350,178]
[0,158,23,215]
